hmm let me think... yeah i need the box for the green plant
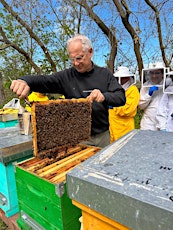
[135,107,143,129]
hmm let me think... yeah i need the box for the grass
[135,108,143,129]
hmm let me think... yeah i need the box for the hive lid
[0,127,33,163]
[31,98,91,158]
[67,130,173,230]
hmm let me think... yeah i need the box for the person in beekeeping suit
[109,66,140,142]
[138,62,165,130]
[156,71,173,132]
[25,92,49,112]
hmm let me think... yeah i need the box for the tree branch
[145,0,169,67]
[113,0,143,75]
[0,0,57,72]
[0,25,42,74]
[78,0,118,72]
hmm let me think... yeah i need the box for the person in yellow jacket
[25,92,49,112]
[109,66,140,142]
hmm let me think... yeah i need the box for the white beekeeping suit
[139,85,163,130]
[138,62,165,130]
[156,86,173,132]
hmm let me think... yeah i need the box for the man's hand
[10,79,30,99]
[87,89,105,103]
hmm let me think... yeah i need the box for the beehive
[15,98,101,230]
[0,127,33,217]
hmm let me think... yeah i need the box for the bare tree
[145,0,172,68]
[112,0,144,75]
[75,0,118,72]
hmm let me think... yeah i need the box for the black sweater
[21,64,126,135]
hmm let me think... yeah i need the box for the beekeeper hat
[114,66,134,77]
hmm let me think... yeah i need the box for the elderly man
[10,34,126,148]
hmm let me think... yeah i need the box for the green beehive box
[15,99,100,230]
[16,145,100,230]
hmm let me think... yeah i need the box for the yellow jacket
[109,85,140,143]
[25,92,49,112]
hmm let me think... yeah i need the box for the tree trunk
[113,0,144,77]
[145,0,171,67]
[0,72,5,105]
[80,0,118,73]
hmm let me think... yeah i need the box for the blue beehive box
[0,127,33,217]
[0,120,18,128]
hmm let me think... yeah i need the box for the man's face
[149,68,163,84]
[68,40,93,73]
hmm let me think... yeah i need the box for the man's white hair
[67,34,93,52]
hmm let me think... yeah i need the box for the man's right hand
[10,79,30,99]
